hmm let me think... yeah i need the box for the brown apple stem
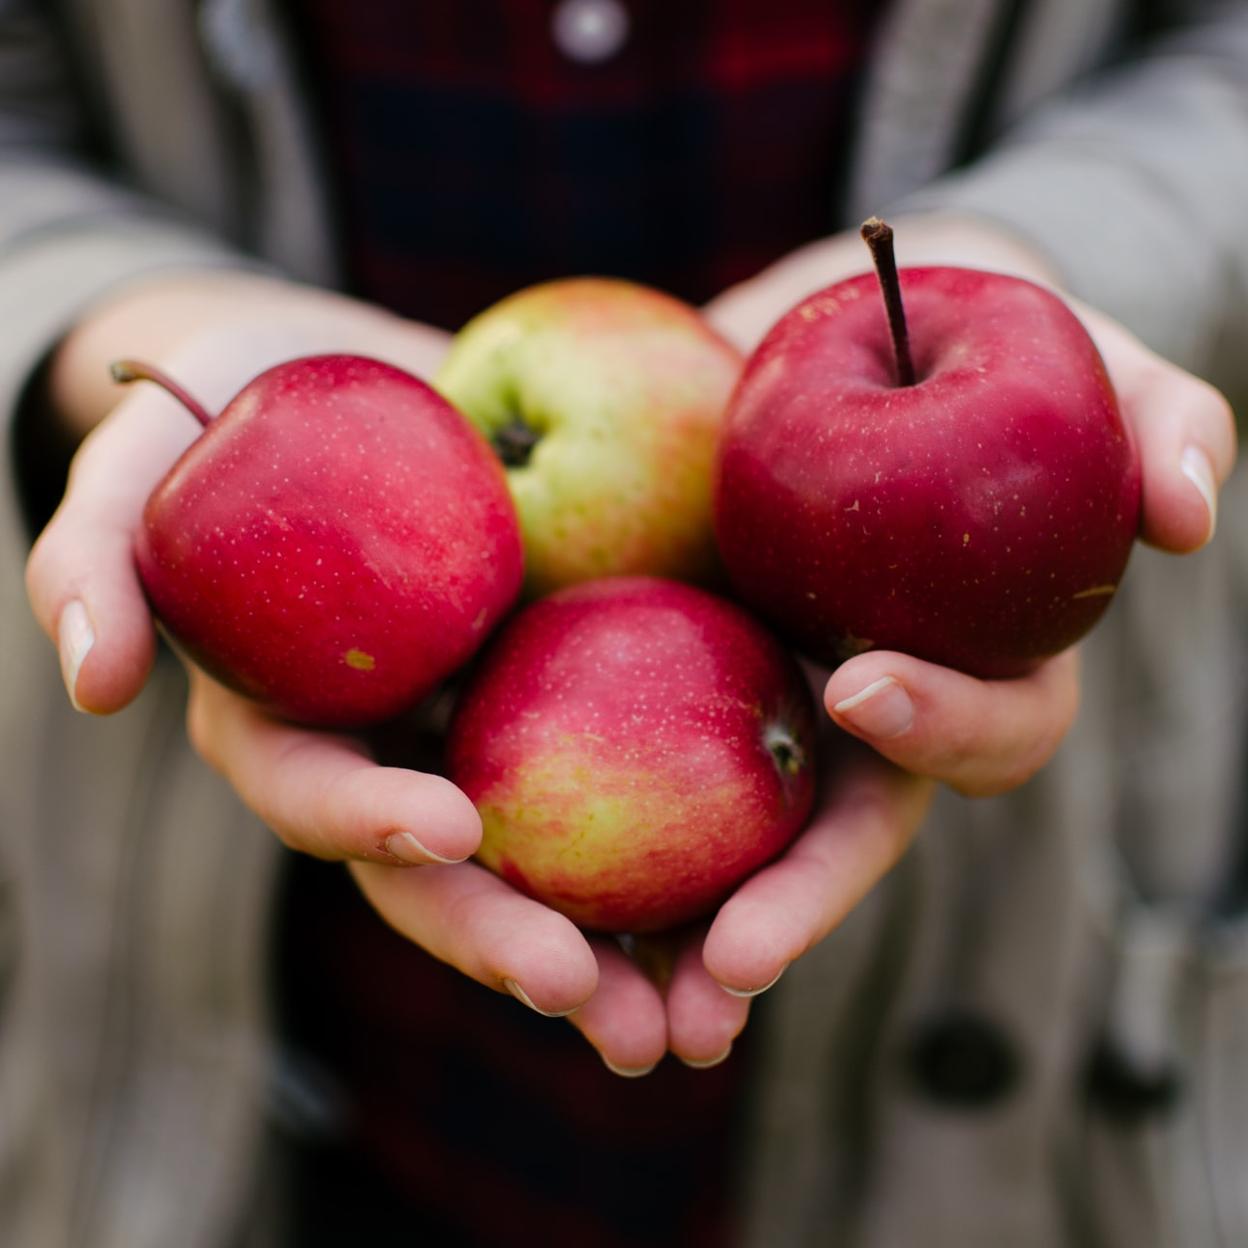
[110,359,215,428]
[860,217,917,387]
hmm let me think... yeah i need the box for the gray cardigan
[3,2,1248,1245]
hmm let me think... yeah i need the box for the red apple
[715,220,1142,678]
[123,354,523,726]
[447,577,817,933]
[436,279,743,597]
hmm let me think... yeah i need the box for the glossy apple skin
[447,578,817,934]
[715,268,1142,678]
[436,278,743,598]
[138,355,523,727]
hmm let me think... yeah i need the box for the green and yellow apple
[447,577,817,934]
[436,279,742,597]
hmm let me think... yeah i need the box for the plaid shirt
[279,3,881,1243]
[288,0,881,330]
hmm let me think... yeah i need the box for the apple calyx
[764,721,806,779]
[110,359,215,428]
[860,217,917,387]
[491,412,543,468]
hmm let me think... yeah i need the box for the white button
[551,0,630,65]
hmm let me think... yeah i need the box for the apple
[435,278,742,597]
[715,219,1142,679]
[446,577,817,934]
[119,354,523,727]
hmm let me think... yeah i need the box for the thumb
[25,386,201,712]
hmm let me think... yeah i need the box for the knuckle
[950,724,1059,797]
[23,534,53,605]
[1201,385,1238,462]
[1196,376,1233,424]
[23,522,73,614]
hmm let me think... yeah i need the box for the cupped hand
[587,648,1075,1069]
[615,234,1236,1068]
[660,213,1238,1066]
[20,270,655,1073]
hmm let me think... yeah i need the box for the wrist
[48,271,448,439]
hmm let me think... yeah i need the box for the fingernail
[503,978,575,1019]
[58,599,94,712]
[602,1056,658,1078]
[832,676,913,739]
[680,1045,732,1070]
[1181,445,1217,543]
[722,964,788,999]
[384,831,467,866]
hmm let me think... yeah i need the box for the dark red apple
[715,220,1142,678]
[123,354,523,726]
[447,577,817,934]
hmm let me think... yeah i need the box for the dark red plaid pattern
[275,2,883,1243]
[287,0,882,330]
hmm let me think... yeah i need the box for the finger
[666,936,750,1068]
[25,390,201,712]
[1128,367,1235,552]
[350,859,598,1018]
[186,670,482,865]
[1083,310,1237,553]
[824,647,1080,797]
[703,755,932,994]
[566,937,669,1077]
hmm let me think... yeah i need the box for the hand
[651,647,1080,1067]
[21,270,642,1074]
[595,239,1234,1068]
[643,215,1239,1067]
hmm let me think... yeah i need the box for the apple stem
[110,359,215,428]
[860,217,917,387]
[492,416,542,468]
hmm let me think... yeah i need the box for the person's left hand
[643,213,1237,1068]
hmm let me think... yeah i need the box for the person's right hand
[20,270,616,1056]
[13,270,566,993]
